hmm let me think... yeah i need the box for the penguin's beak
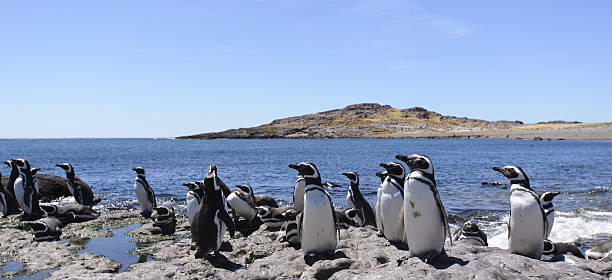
[395,154,409,163]
[56,163,68,170]
[379,163,389,169]
[551,192,561,197]
[341,172,350,177]
[492,166,503,173]
[288,163,299,170]
[131,168,138,171]
[3,160,9,167]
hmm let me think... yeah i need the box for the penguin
[540,191,560,239]
[56,163,100,206]
[151,205,177,235]
[375,171,388,184]
[254,194,278,208]
[12,159,44,220]
[292,162,339,256]
[376,161,406,242]
[27,217,63,241]
[281,210,300,247]
[30,168,41,194]
[342,171,376,227]
[256,205,299,229]
[493,165,547,260]
[0,171,21,216]
[208,164,231,197]
[226,185,258,222]
[288,163,306,211]
[4,159,19,198]
[192,170,235,259]
[452,221,488,246]
[336,208,364,229]
[131,167,157,218]
[396,154,452,263]
[184,181,204,226]
[40,204,99,224]
[543,240,585,258]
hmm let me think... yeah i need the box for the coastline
[1,210,610,279]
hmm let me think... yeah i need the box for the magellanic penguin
[452,221,488,246]
[192,170,235,259]
[493,165,547,260]
[151,205,177,235]
[336,208,364,229]
[342,172,375,227]
[227,185,258,222]
[256,205,299,229]
[12,159,44,220]
[586,240,612,260]
[281,209,300,247]
[208,164,231,197]
[40,204,99,224]
[0,171,21,216]
[376,162,406,242]
[540,191,560,240]
[4,159,19,198]
[56,163,101,206]
[30,168,41,194]
[184,181,205,226]
[132,167,157,218]
[288,163,307,211]
[543,240,585,258]
[293,162,339,256]
[27,217,63,241]
[396,154,452,263]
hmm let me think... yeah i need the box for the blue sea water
[1,138,611,247]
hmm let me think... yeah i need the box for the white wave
[487,210,612,249]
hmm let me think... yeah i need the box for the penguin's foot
[420,250,441,264]
[194,248,205,259]
[140,210,152,218]
[190,242,197,250]
[376,231,385,237]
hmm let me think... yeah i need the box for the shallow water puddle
[0,260,57,280]
[76,224,151,273]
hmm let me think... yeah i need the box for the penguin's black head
[28,221,49,233]
[492,165,529,186]
[56,163,74,173]
[288,162,320,179]
[13,159,30,172]
[375,171,388,182]
[40,205,58,215]
[540,191,560,203]
[131,167,146,176]
[395,154,433,174]
[203,170,220,194]
[379,162,405,180]
[153,206,172,216]
[236,185,253,194]
[183,181,199,191]
[209,164,217,175]
[30,168,41,176]
[342,172,359,185]
[281,208,298,220]
[461,220,480,234]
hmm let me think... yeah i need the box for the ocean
[1,138,611,248]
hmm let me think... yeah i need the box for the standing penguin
[540,191,560,239]
[192,170,235,259]
[184,181,204,226]
[12,159,44,220]
[288,163,307,211]
[376,162,406,242]
[0,171,21,216]
[4,159,19,198]
[56,163,100,206]
[226,185,258,222]
[208,164,231,197]
[132,167,157,218]
[292,162,339,256]
[493,165,547,260]
[396,154,452,263]
[342,172,375,227]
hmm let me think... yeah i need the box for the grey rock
[1,173,71,201]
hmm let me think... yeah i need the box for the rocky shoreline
[177,103,612,140]
[1,210,610,279]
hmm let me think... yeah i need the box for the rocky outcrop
[1,173,71,201]
[177,103,527,139]
[2,211,610,279]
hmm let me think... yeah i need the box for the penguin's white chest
[301,186,337,254]
[509,190,544,259]
[227,193,256,221]
[293,179,305,211]
[186,192,200,225]
[544,209,554,239]
[403,178,445,256]
[134,181,153,212]
[379,180,404,241]
[375,185,383,232]
[346,190,356,209]
[14,177,29,212]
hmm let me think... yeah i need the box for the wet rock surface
[1,210,611,279]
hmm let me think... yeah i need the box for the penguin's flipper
[216,177,231,198]
[297,211,303,243]
[430,184,452,246]
[218,209,235,238]
[397,205,406,242]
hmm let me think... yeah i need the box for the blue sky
[1,1,610,138]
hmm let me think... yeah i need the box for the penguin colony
[0,155,586,262]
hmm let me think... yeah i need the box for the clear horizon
[1,1,611,138]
